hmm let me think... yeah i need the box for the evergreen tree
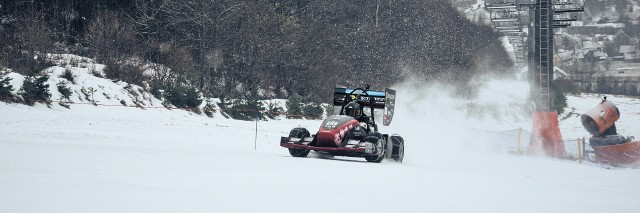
[164,79,202,109]
[225,84,266,121]
[0,76,14,101]
[217,94,233,118]
[264,101,284,119]
[242,85,265,120]
[302,103,323,119]
[56,81,72,101]
[286,92,303,118]
[19,75,51,106]
[551,78,580,115]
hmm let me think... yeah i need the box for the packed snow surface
[1,76,640,212]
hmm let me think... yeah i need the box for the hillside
[1,73,640,212]
[0,0,513,101]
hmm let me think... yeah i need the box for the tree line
[0,0,513,102]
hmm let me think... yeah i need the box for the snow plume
[386,74,532,166]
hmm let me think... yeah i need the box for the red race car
[280,85,404,163]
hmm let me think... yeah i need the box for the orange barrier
[528,111,566,157]
[580,100,619,136]
[593,141,640,165]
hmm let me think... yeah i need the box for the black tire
[390,135,404,162]
[289,128,310,138]
[288,128,310,157]
[364,135,386,163]
[289,148,310,157]
[316,151,335,159]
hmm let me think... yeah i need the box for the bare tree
[87,10,136,61]
[10,8,54,75]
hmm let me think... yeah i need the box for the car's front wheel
[364,135,386,163]
[288,128,310,157]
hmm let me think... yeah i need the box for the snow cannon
[581,97,640,166]
[580,98,619,137]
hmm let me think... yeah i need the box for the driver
[344,101,362,119]
[344,101,370,131]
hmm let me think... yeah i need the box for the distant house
[613,29,630,45]
[624,8,640,25]
[572,43,608,63]
[553,66,568,79]
[554,35,564,48]
[619,45,640,62]
[557,50,574,62]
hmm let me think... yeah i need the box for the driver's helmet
[344,102,362,118]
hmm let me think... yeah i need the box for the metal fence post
[255,111,258,150]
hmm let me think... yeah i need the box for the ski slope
[1,78,640,212]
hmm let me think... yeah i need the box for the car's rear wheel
[390,135,404,162]
[288,128,310,157]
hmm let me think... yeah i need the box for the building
[619,45,640,62]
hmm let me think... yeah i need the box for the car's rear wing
[333,87,396,126]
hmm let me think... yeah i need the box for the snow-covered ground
[1,67,639,212]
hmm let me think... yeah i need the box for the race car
[280,85,404,163]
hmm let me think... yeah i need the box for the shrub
[164,81,202,109]
[302,103,324,119]
[19,75,51,106]
[88,65,102,77]
[216,86,266,121]
[217,94,232,118]
[203,99,216,117]
[225,99,258,121]
[286,92,303,118]
[104,60,145,86]
[61,68,74,82]
[241,86,266,120]
[225,87,266,121]
[9,52,53,76]
[57,81,72,101]
[551,78,580,115]
[265,101,284,119]
[0,76,15,101]
[80,86,97,104]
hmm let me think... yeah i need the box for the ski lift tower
[529,0,583,112]
[486,0,583,157]
[485,0,582,111]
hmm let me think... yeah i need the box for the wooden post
[582,137,587,161]
[516,128,522,155]
[577,138,582,164]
